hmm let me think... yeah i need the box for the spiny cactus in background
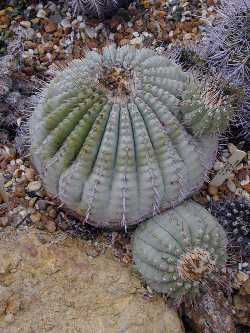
[70,0,131,18]
[29,44,236,229]
[173,0,250,143]
[132,200,228,302]
[209,198,250,273]
[199,0,250,86]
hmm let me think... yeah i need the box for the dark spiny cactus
[209,198,250,273]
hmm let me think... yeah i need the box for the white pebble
[37,9,47,18]
[226,179,237,193]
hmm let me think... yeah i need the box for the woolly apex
[30,45,221,229]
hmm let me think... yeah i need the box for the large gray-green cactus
[132,200,228,301]
[30,45,226,229]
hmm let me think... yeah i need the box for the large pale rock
[0,227,184,333]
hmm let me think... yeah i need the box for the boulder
[0,227,184,333]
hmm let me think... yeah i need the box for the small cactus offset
[29,45,226,229]
[132,200,227,301]
[70,0,131,18]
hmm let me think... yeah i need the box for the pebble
[44,218,57,233]
[44,20,57,33]
[47,207,57,219]
[240,175,250,186]
[0,216,9,227]
[36,199,49,211]
[20,21,31,28]
[30,212,42,223]
[37,9,47,18]
[60,18,71,28]
[208,184,218,196]
[26,181,42,192]
[228,143,237,154]
[226,179,237,193]
[213,160,224,171]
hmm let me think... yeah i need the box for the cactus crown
[177,248,216,282]
[30,45,223,229]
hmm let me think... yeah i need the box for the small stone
[30,212,42,223]
[213,161,224,171]
[243,278,250,295]
[242,183,250,193]
[47,207,57,219]
[26,181,42,192]
[236,271,249,285]
[60,18,71,28]
[211,149,247,186]
[45,218,57,233]
[226,179,236,193]
[208,184,218,196]
[228,143,237,154]
[0,216,9,227]
[37,9,47,18]
[44,20,57,33]
[240,175,250,186]
[36,199,49,211]
[4,180,12,188]
[14,185,26,198]
[20,21,31,28]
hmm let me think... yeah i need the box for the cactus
[199,0,250,86]
[70,0,131,18]
[29,45,228,229]
[173,0,250,142]
[209,198,250,273]
[132,200,228,301]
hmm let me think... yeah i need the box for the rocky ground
[0,1,249,332]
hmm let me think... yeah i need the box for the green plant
[132,200,228,302]
[30,45,232,229]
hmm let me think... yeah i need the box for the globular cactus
[209,198,250,272]
[70,0,131,18]
[29,45,229,229]
[132,200,228,301]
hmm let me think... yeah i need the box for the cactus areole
[30,45,219,229]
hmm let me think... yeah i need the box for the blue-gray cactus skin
[132,200,228,301]
[30,45,221,229]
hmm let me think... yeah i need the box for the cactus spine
[70,0,131,18]
[132,200,227,301]
[30,45,224,229]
